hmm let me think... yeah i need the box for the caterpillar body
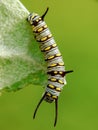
[27,8,73,126]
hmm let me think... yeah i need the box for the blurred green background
[0,0,98,130]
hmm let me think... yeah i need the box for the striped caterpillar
[27,8,73,126]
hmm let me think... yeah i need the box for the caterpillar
[27,8,73,126]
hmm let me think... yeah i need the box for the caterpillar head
[33,92,58,127]
[44,93,54,103]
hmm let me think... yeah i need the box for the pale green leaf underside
[0,0,47,92]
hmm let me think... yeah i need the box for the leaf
[0,0,47,92]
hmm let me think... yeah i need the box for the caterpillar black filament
[27,8,73,127]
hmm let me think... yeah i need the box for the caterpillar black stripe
[27,8,73,127]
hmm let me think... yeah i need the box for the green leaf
[0,0,47,92]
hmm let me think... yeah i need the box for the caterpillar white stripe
[27,7,73,127]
